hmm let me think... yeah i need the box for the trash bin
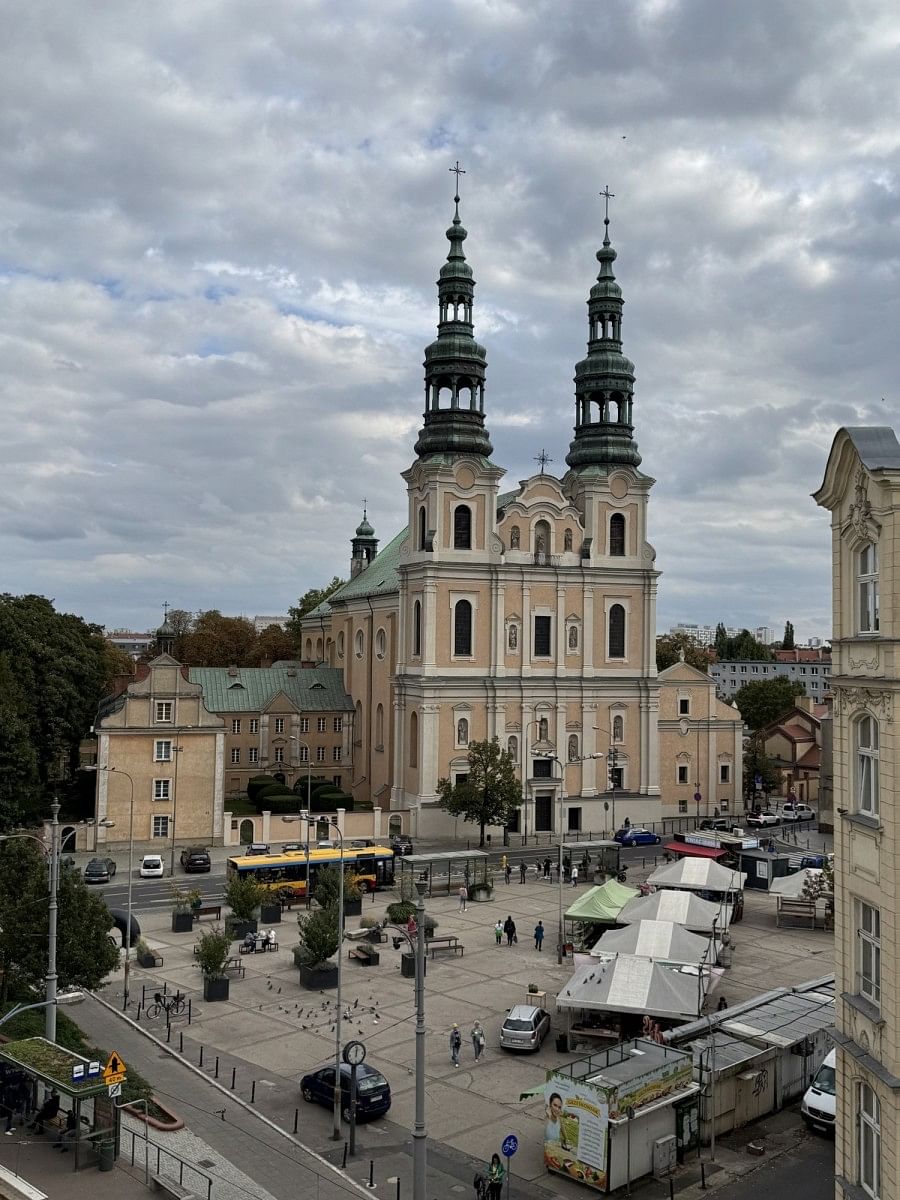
[556,1033,568,1053]
[401,953,425,978]
[98,1140,115,1172]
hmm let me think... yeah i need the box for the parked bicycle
[146,991,186,1020]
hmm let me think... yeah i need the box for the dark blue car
[613,828,661,847]
[300,1063,391,1122]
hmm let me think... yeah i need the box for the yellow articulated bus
[225,845,396,898]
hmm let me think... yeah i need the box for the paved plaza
[90,862,834,1199]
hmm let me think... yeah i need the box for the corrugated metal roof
[187,667,354,712]
[722,991,834,1048]
[689,1033,761,1071]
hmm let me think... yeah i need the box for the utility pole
[413,879,428,1200]
[46,798,60,1043]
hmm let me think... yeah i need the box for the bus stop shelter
[397,850,491,898]
[0,1038,120,1173]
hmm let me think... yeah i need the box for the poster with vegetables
[543,1077,608,1191]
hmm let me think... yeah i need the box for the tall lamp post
[381,879,428,1199]
[168,738,185,878]
[536,754,567,964]
[0,799,63,1041]
[89,765,136,1008]
[290,737,313,908]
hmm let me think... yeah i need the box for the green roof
[188,666,353,713]
[312,488,523,616]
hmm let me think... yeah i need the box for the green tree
[717,628,773,661]
[742,740,780,803]
[655,633,710,672]
[0,656,41,829]
[296,904,340,966]
[224,873,266,921]
[181,610,259,667]
[436,737,522,847]
[733,678,805,731]
[714,623,730,659]
[782,621,795,650]
[286,577,346,644]
[253,623,296,664]
[0,840,119,1002]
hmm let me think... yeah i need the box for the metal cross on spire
[362,497,367,521]
[450,161,466,194]
[162,601,170,620]
[534,449,553,476]
[599,185,615,222]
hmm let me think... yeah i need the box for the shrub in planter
[170,884,197,932]
[135,939,163,968]
[386,901,416,924]
[195,927,232,1002]
[296,904,340,966]
[203,976,230,1001]
[225,874,266,922]
[259,901,282,925]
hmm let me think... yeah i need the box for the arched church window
[305,638,312,659]
[610,513,626,556]
[534,519,551,562]
[409,712,418,768]
[564,528,573,552]
[454,600,472,656]
[418,506,427,551]
[355,629,364,658]
[337,632,344,658]
[375,703,384,748]
[412,600,422,657]
[375,628,386,659]
[510,525,520,549]
[568,625,579,651]
[453,505,472,550]
[612,714,624,742]
[507,735,518,759]
[568,734,579,762]
[456,717,469,747]
[608,605,626,658]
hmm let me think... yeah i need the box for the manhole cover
[197,1160,216,1169]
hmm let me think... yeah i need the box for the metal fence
[120,1126,213,1199]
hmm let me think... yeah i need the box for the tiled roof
[780,722,816,741]
[310,487,523,616]
[187,667,353,713]
[796,745,821,769]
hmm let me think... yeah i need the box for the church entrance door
[534,793,553,832]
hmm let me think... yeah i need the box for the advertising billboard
[543,1077,608,1191]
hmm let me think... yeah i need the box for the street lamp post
[290,738,313,907]
[0,993,84,1031]
[536,754,567,964]
[168,739,185,878]
[87,765,136,1009]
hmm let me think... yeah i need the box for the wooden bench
[193,905,221,921]
[348,943,380,966]
[223,957,245,978]
[776,897,816,928]
[426,935,464,959]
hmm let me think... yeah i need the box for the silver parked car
[500,1004,551,1052]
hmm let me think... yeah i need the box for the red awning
[664,841,728,860]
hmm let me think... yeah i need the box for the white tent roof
[647,857,747,893]
[591,920,715,965]
[770,868,830,898]
[557,956,706,1021]
[618,890,727,932]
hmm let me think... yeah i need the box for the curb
[89,989,373,1197]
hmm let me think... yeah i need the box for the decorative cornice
[832,685,893,723]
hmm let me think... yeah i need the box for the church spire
[566,189,641,471]
[414,166,492,460]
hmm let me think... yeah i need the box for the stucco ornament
[849,467,872,541]
[833,685,893,724]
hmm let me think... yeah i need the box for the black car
[245,843,271,857]
[83,858,116,884]
[300,1063,391,1122]
[391,835,414,856]
[180,846,211,873]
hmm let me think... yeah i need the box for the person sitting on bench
[52,1109,78,1152]
[28,1089,59,1134]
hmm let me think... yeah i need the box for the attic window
[228,682,245,689]
[311,682,325,689]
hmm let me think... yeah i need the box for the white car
[780,803,816,822]
[746,811,780,828]
[139,854,164,878]
[801,1049,835,1134]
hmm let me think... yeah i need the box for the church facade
[302,196,742,837]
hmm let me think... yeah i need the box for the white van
[801,1049,836,1133]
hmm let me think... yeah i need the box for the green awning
[565,880,639,923]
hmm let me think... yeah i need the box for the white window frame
[153,779,170,801]
[248,747,259,764]
[230,747,241,764]
[333,717,342,733]
[274,747,284,763]
[856,714,880,817]
[355,629,365,658]
[858,900,881,1007]
[678,696,690,716]
[299,718,309,733]
[152,815,170,839]
[316,746,326,762]
[154,739,172,762]
[155,701,173,723]
[274,717,285,734]
[533,614,553,659]
[859,1081,881,1199]
[455,714,470,749]
[375,628,386,660]
[333,746,342,763]
[231,718,241,734]
[317,717,327,733]
[298,745,309,762]
[858,542,880,635]
[677,764,689,785]
[249,718,259,734]
[719,763,730,784]
[678,797,688,814]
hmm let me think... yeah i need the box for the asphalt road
[707,1130,834,1200]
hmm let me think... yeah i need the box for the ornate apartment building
[302,195,742,837]
[815,426,900,1200]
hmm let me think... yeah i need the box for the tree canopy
[286,577,346,643]
[436,737,522,847]
[733,677,806,731]
[742,740,780,800]
[147,610,298,667]
[782,621,795,650]
[714,625,774,661]
[0,840,120,1003]
[655,632,711,673]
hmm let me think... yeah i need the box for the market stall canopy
[663,842,727,860]
[557,957,706,1021]
[618,890,728,932]
[769,868,830,899]
[648,857,746,893]
[591,920,716,966]
[565,879,639,923]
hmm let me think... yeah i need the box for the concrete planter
[203,976,230,1002]
[138,951,163,969]
[259,903,282,925]
[470,886,493,903]
[171,911,194,933]
[343,897,363,918]
[297,962,339,990]
[227,918,258,940]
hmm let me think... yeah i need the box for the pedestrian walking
[519,861,527,883]
[563,854,571,881]
[534,920,545,951]
[571,864,579,887]
[471,1020,486,1062]
[543,856,551,878]
[494,919,503,946]
[449,1024,462,1067]
[503,915,517,946]
[555,860,561,882]
[717,996,728,1011]
[459,884,468,912]
[487,1152,505,1200]
[505,862,512,885]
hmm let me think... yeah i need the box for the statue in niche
[568,734,579,761]
[457,718,469,746]
[507,736,518,759]
[510,526,520,549]
[538,717,549,741]
[535,532,546,555]
[508,624,518,651]
[564,529,573,552]
[568,625,578,650]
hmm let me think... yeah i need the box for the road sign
[71,1064,85,1082]
[107,1082,122,1098]
[103,1051,127,1085]
[87,1060,101,1079]
[502,1134,519,1157]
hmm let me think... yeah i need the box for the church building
[302,192,742,838]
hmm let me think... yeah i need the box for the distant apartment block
[107,630,154,660]
[710,655,832,700]
[253,614,290,632]
[669,623,737,647]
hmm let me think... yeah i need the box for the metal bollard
[166,1022,172,1043]
[700,1163,707,1190]
[669,1180,675,1200]
[231,1068,236,1090]
[367,1160,375,1188]
[199,1046,203,1069]
[215,1056,220,1078]
[395,1178,400,1200]
[142,985,147,1007]
[251,1081,256,1105]
[136,1002,143,1022]
[179,1032,184,1054]
[188,998,192,1025]
[341,1144,348,1170]
[293,1109,299,1135]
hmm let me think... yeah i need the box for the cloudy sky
[3,0,898,641]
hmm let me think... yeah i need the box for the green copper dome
[414,190,492,460]
[566,215,641,471]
